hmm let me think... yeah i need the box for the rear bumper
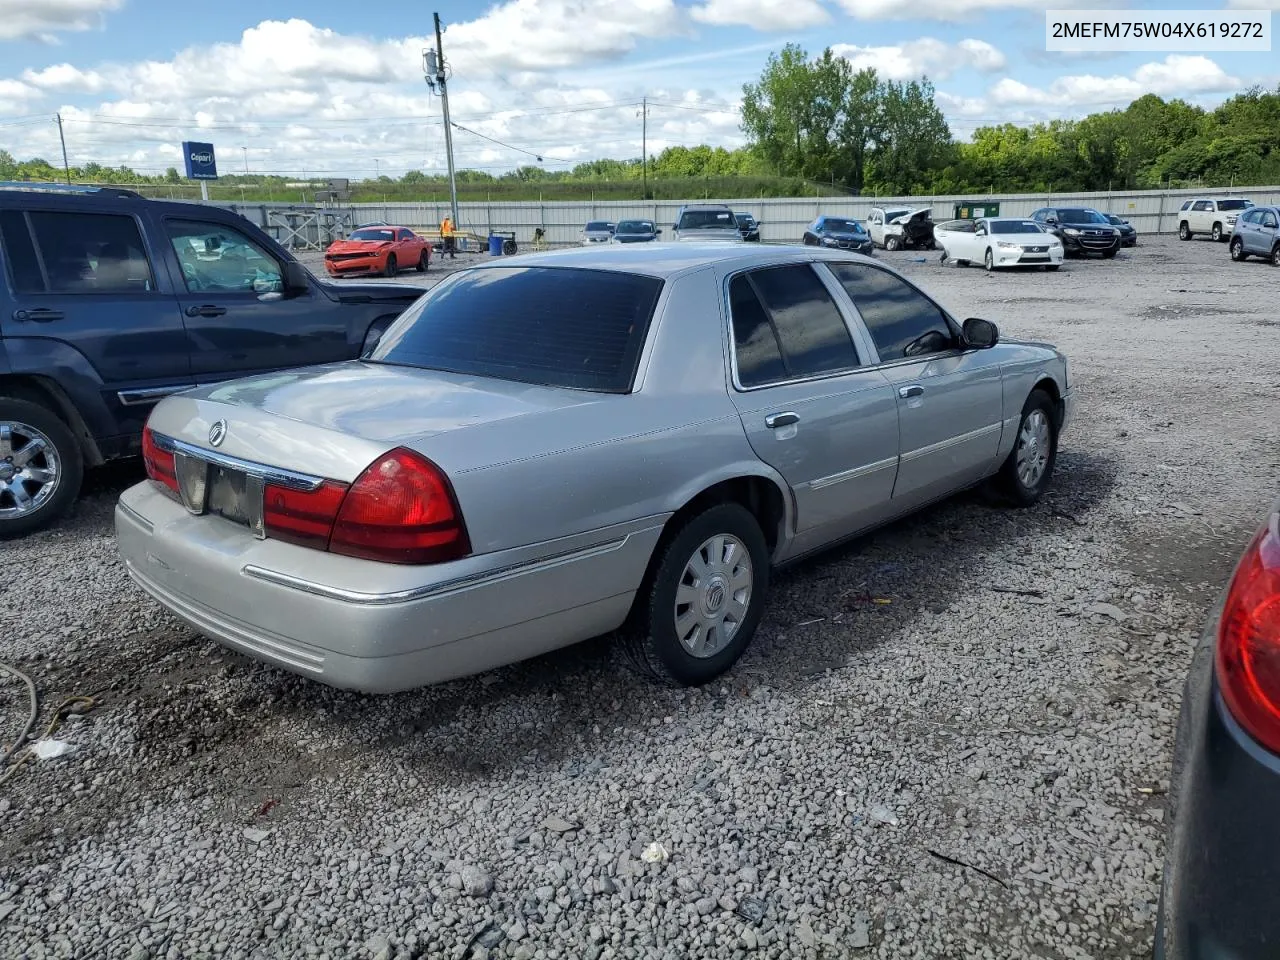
[1158,604,1280,959]
[115,483,662,692]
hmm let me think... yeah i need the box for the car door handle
[185,304,227,318]
[12,308,64,323]
[899,385,925,399]
[765,412,800,429]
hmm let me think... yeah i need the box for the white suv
[1178,198,1255,242]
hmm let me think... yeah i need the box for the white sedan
[936,217,1064,271]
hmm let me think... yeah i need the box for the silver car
[116,245,1074,693]
[672,204,743,242]
[580,220,614,245]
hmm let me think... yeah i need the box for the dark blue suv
[0,183,423,537]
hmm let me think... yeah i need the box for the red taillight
[1216,512,1280,753]
[328,448,470,565]
[263,480,348,549]
[141,425,178,495]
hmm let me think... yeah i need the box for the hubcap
[1015,409,1051,489]
[0,421,61,519]
[673,533,753,659]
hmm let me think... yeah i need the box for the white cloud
[441,0,686,71]
[690,0,830,30]
[0,0,122,42]
[21,63,106,93]
[990,55,1240,108]
[831,38,1006,80]
[830,0,1092,20]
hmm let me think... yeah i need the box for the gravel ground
[2,235,1278,960]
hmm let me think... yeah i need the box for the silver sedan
[115,244,1074,692]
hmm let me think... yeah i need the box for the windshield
[991,221,1044,234]
[1058,208,1109,224]
[1105,215,1124,224]
[614,220,654,234]
[369,266,663,393]
[821,218,864,234]
[349,228,395,242]
[1218,199,1253,211]
[678,210,736,230]
[735,214,755,226]
[584,221,613,232]
[884,209,910,221]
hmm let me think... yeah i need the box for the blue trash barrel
[488,234,504,256]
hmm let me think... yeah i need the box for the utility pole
[426,13,460,234]
[242,146,249,176]
[55,113,71,184]
[638,98,649,200]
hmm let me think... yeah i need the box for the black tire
[1211,223,1223,242]
[983,248,994,272]
[1230,238,1247,262]
[995,389,1058,508]
[503,239,518,255]
[1045,264,1061,272]
[384,254,397,277]
[416,250,429,272]
[1272,244,1280,268]
[0,397,84,539]
[885,236,901,251]
[1178,222,1191,241]
[802,235,816,246]
[956,258,969,267]
[938,249,949,265]
[621,503,770,686]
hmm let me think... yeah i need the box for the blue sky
[1,0,1277,179]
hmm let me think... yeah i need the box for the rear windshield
[369,266,664,393]
[584,221,613,232]
[1218,199,1253,211]
[990,221,1043,234]
[615,220,654,234]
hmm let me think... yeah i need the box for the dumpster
[488,234,504,256]
[954,202,1001,219]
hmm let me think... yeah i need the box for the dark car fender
[315,280,422,355]
[0,338,113,465]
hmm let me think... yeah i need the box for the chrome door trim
[807,455,899,492]
[899,422,1002,464]
[118,386,194,407]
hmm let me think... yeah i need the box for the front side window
[830,263,956,363]
[729,265,859,388]
[21,211,154,294]
[1181,200,1193,211]
[1264,211,1279,229]
[166,220,283,294]
[370,266,662,393]
[398,229,415,241]
[0,211,45,294]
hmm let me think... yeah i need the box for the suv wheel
[885,236,901,251]
[1178,222,1191,241]
[1211,222,1223,242]
[0,398,83,538]
[1230,238,1247,262]
[1272,244,1280,268]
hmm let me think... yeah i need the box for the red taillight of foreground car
[1217,510,1280,754]
[329,448,471,565]
[263,480,349,549]
[141,425,178,495]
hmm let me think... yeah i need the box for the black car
[1156,496,1280,959]
[1029,207,1121,258]
[0,182,422,537]
[1103,214,1138,247]
[611,219,661,243]
[734,212,761,242]
[801,216,874,254]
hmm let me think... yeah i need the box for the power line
[449,122,580,165]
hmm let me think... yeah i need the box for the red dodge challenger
[324,225,431,278]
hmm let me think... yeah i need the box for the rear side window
[0,211,45,294]
[370,266,663,393]
[729,265,859,388]
[18,212,155,294]
[830,263,956,363]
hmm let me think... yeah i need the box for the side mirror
[1045,217,1058,225]
[656,227,663,234]
[283,260,310,293]
[963,317,999,349]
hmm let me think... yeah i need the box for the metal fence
[214,186,1280,250]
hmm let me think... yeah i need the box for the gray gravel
[2,235,1279,959]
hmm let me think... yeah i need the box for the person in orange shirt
[440,215,456,259]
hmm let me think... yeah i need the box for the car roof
[469,243,875,279]
[679,203,733,212]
